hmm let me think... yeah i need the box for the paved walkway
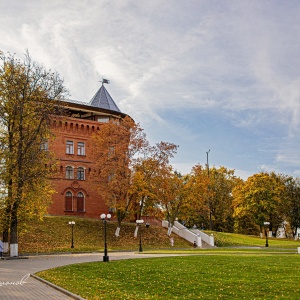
[0,252,179,299]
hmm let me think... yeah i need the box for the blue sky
[1,0,300,179]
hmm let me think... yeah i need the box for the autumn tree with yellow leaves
[232,172,286,236]
[180,164,209,228]
[91,116,148,235]
[277,175,300,239]
[153,168,188,235]
[0,51,67,256]
[130,141,178,220]
[91,116,179,236]
[207,166,240,232]
[182,165,239,231]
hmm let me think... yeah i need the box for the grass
[18,215,192,254]
[22,216,300,298]
[207,231,300,248]
[17,216,300,254]
[37,253,300,299]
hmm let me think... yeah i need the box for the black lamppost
[100,213,111,262]
[264,221,270,247]
[136,220,150,252]
[68,221,75,248]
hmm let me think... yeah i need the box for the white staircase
[162,220,214,248]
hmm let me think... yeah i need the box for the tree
[92,116,179,236]
[153,166,187,236]
[182,165,238,232]
[0,51,67,256]
[231,179,259,234]
[232,172,285,237]
[181,164,209,229]
[282,176,300,239]
[91,116,148,235]
[208,166,239,232]
[129,141,178,220]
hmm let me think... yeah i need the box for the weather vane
[99,78,110,85]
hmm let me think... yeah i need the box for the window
[77,167,85,180]
[66,140,74,154]
[77,192,85,212]
[41,140,48,151]
[108,173,115,182]
[65,191,73,211]
[108,146,115,157]
[77,142,85,156]
[97,116,109,123]
[66,166,74,179]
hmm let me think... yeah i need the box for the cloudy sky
[1,0,300,179]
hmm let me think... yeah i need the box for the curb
[0,256,29,260]
[30,274,86,300]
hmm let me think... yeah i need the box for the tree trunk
[259,226,263,238]
[2,203,11,254]
[167,222,173,236]
[134,225,139,238]
[2,230,9,253]
[9,203,18,257]
[115,227,120,237]
[295,227,299,240]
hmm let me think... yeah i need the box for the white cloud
[2,0,300,177]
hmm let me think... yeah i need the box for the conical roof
[89,84,121,112]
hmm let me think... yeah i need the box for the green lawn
[18,216,191,253]
[208,231,300,248]
[19,216,299,254]
[37,253,300,299]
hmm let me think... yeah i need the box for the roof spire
[89,80,121,112]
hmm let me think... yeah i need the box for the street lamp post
[136,220,150,252]
[100,213,111,262]
[206,149,212,231]
[264,221,270,247]
[68,221,75,249]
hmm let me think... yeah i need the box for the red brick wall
[47,117,110,219]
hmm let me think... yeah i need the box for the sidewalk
[0,252,179,299]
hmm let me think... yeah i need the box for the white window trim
[77,167,85,180]
[66,166,74,179]
[66,140,74,154]
[77,142,85,156]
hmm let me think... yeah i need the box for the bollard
[298,247,300,254]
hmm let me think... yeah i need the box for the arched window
[65,191,73,211]
[77,192,85,212]
[77,167,85,180]
[66,166,74,179]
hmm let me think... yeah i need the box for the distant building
[47,82,128,218]
[277,224,300,239]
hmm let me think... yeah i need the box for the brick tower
[48,82,127,218]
